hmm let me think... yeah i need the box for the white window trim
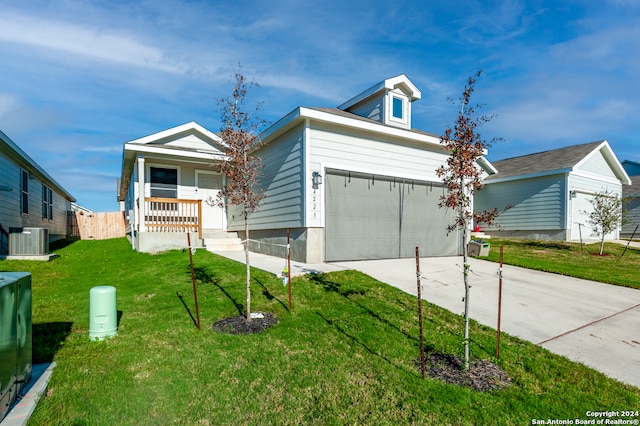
[146,163,181,198]
[386,92,410,128]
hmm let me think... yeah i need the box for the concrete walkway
[212,249,640,389]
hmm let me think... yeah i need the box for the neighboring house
[119,75,495,261]
[621,160,640,238]
[474,141,631,241]
[0,130,76,254]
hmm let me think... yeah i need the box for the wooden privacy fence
[72,211,126,240]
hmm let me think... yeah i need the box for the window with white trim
[21,169,29,214]
[42,184,53,220]
[392,97,404,119]
[150,167,178,198]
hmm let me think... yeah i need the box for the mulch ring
[416,351,511,392]
[212,312,278,335]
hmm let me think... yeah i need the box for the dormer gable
[338,74,421,130]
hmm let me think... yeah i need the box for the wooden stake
[416,246,425,380]
[287,228,292,310]
[187,232,201,330]
[496,245,503,358]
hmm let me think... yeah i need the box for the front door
[196,171,224,230]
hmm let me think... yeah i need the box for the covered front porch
[118,122,236,253]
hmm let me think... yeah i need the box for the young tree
[436,71,501,370]
[583,190,622,256]
[216,72,266,321]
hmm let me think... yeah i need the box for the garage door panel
[326,173,399,261]
[326,171,460,261]
[400,181,459,257]
[571,192,617,241]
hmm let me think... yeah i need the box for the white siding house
[119,75,494,260]
[228,75,491,262]
[0,130,76,254]
[475,141,631,241]
[621,160,640,238]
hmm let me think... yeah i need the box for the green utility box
[89,286,118,341]
[0,272,32,422]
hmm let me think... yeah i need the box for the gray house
[475,141,631,241]
[119,75,495,261]
[0,130,76,254]
[621,160,640,238]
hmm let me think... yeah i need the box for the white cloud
[0,11,188,74]
[0,94,20,117]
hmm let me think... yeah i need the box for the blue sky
[1,0,638,211]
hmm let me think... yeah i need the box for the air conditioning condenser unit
[9,227,49,256]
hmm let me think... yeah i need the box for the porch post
[138,156,146,233]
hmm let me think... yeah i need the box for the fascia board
[483,168,572,185]
[337,82,386,111]
[260,108,303,143]
[476,156,498,175]
[299,107,442,146]
[337,75,421,111]
[575,140,632,185]
[385,75,422,101]
[126,121,221,145]
[123,143,225,161]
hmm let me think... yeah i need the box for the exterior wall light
[312,171,322,187]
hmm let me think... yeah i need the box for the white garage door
[570,191,616,241]
[325,170,460,261]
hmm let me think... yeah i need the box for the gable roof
[0,129,75,201]
[485,140,631,185]
[118,122,225,201]
[338,74,421,111]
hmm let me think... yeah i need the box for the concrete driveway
[211,249,640,388]
[333,256,640,389]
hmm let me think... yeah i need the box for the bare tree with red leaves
[437,71,501,370]
[216,72,266,321]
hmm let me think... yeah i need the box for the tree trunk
[245,215,251,321]
[599,234,605,256]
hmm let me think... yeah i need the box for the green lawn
[1,238,638,425]
[482,238,640,289]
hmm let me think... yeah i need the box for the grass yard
[482,239,640,289]
[1,238,638,425]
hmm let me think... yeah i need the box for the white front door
[196,171,224,230]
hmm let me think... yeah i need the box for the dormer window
[338,74,420,130]
[392,97,404,120]
[388,92,409,128]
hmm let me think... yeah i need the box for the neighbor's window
[392,97,404,119]
[150,167,178,198]
[42,184,53,220]
[21,169,29,214]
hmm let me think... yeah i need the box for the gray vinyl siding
[345,94,384,123]
[475,175,566,231]
[577,150,618,180]
[0,151,70,239]
[622,196,640,236]
[308,122,446,182]
[228,124,305,231]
